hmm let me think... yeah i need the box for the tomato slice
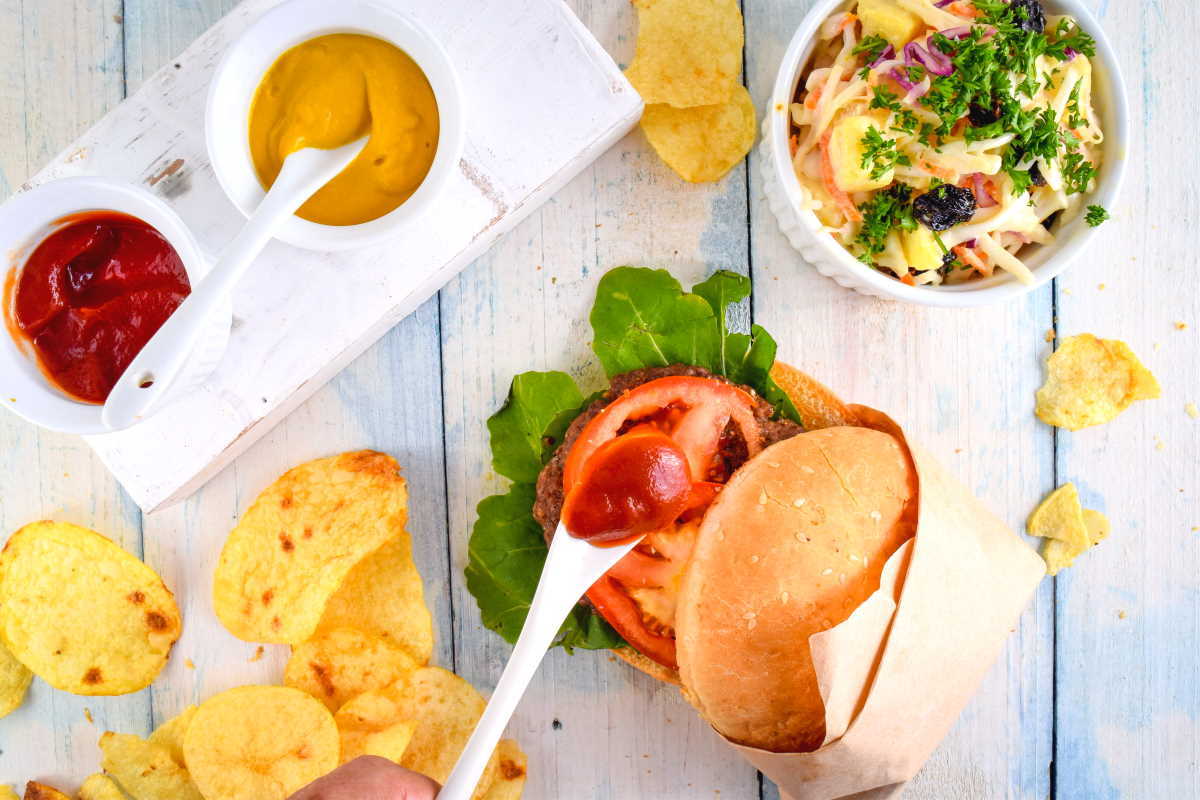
[563,377,762,490]
[564,376,764,671]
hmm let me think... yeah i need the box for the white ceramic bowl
[760,0,1129,307]
[206,0,464,251]
[0,177,231,434]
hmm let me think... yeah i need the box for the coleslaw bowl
[759,0,1129,307]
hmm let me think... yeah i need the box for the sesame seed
[793,498,807,507]
[869,511,882,522]
[780,592,790,603]
[821,568,833,576]
[749,555,760,563]
[758,489,768,505]
[838,573,847,584]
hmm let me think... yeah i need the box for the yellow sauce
[249,33,439,226]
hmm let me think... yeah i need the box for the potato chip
[0,636,33,719]
[182,686,339,800]
[100,731,203,800]
[640,86,756,183]
[213,451,408,644]
[1036,334,1161,430]
[1028,484,1109,576]
[77,774,125,800]
[148,705,198,766]
[484,739,528,800]
[22,784,68,800]
[0,786,17,800]
[0,521,181,695]
[285,627,419,711]
[316,534,433,664]
[334,689,417,763]
[624,0,743,108]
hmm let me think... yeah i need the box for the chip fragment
[484,739,529,800]
[334,688,418,764]
[0,786,16,800]
[182,686,339,800]
[0,521,181,695]
[625,0,744,108]
[1036,334,1161,430]
[213,451,408,644]
[0,637,33,719]
[641,85,756,183]
[22,784,68,800]
[100,731,203,800]
[315,534,433,664]
[1028,484,1110,576]
[148,705,198,767]
[77,774,125,800]
[284,627,419,711]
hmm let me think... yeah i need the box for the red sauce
[7,212,191,404]
[562,429,693,545]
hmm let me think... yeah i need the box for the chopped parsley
[1062,150,1099,194]
[1065,85,1087,129]
[860,126,911,180]
[854,184,917,266]
[1085,205,1110,227]
[853,34,891,62]
[870,85,903,113]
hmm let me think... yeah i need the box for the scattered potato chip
[1029,484,1109,576]
[0,521,181,695]
[77,774,125,800]
[1036,334,1161,430]
[0,636,33,719]
[641,85,756,183]
[0,786,16,800]
[335,689,417,763]
[100,731,203,800]
[484,739,528,800]
[22,783,68,800]
[394,667,499,798]
[213,451,408,644]
[285,627,419,711]
[316,534,433,664]
[624,0,743,108]
[148,705,198,767]
[182,686,339,800]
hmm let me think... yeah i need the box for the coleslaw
[789,0,1105,286]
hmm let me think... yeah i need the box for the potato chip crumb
[84,707,94,724]
[1035,334,1161,430]
[1118,610,1127,620]
[1186,403,1199,419]
[1155,437,1166,451]
[1175,321,1188,330]
[1098,283,1106,290]
[1044,329,1056,342]
[249,646,265,663]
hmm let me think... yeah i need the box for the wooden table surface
[1,1,1196,797]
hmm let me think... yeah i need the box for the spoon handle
[101,137,367,431]
[439,526,642,800]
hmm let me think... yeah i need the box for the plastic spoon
[439,523,643,800]
[101,136,369,431]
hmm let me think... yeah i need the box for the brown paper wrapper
[725,407,1045,800]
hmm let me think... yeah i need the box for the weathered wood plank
[1053,2,1200,798]
[742,1,1055,797]
[0,0,143,788]
[437,0,761,794]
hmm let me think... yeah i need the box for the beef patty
[533,364,804,543]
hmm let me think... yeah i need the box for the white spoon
[101,136,369,431]
[439,523,643,800]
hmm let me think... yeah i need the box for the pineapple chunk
[902,226,943,272]
[828,115,895,194]
[858,0,923,50]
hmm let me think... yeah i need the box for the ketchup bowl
[0,176,231,434]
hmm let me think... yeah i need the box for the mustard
[249,33,439,226]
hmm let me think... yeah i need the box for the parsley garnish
[854,185,917,265]
[870,86,903,113]
[1085,205,1110,227]
[853,34,891,62]
[860,126,911,180]
[1062,150,1098,194]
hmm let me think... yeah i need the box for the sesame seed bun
[674,426,918,753]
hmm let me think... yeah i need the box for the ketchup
[7,212,191,404]
[562,429,693,545]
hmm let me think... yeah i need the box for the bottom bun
[614,647,681,685]
[675,426,918,752]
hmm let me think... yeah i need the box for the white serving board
[13,0,641,512]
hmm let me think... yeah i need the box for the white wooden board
[11,0,641,513]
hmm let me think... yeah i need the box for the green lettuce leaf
[487,371,586,483]
[467,267,798,655]
[466,484,623,650]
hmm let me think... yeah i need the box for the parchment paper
[725,409,1046,800]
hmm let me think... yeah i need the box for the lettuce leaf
[467,267,797,655]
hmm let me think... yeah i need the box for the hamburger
[467,267,918,753]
